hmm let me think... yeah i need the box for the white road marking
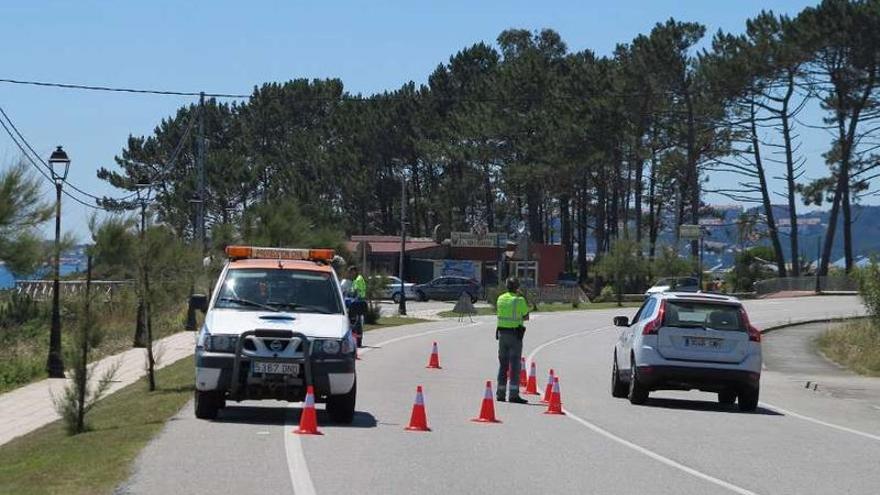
[284,407,317,495]
[760,402,880,443]
[563,409,760,495]
[284,320,483,494]
[529,326,761,495]
[361,321,484,355]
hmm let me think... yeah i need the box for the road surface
[120,296,879,495]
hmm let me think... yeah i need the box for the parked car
[610,292,762,411]
[645,276,699,297]
[414,276,481,302]
[373,275,418,303]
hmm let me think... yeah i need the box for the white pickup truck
[188,246,357,422]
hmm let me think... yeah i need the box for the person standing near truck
[495,278,530,403]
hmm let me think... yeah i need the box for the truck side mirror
[185,294,209,331]
[613,316,629,327]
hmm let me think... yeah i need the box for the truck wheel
[194,390,221,420]
[738,387,759,412]
[326,380,357,424]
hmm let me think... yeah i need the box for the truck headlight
[320,339,341,355]
[204,334,239,353]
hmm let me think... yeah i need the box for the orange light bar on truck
[224,245,336,262]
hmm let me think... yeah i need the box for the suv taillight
[642,300,666,335]
[740,308,762,343]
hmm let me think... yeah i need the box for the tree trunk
[780,78,800,276]
[751,102,787,277]
[560,195,572,272]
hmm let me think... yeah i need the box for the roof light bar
[224,245,336,262]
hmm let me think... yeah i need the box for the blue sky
[0,0,848,239]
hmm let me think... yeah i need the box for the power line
[0,77,250,99]
[0,105,118,210]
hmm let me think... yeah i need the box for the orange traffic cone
[471,380,502,423]
[519,357,528,389]
[294,385,323,435]
[426,342,441,369]
[525,361,539,395]
[405,385,431,431]
[541,369,555,403]
[544,376,564,415]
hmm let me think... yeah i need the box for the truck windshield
[215,268,343,314]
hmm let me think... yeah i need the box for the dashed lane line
[284,320,484,494]
[527,326,761,495]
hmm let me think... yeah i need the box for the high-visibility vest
[496,291,529,329]
[352,275,367,299]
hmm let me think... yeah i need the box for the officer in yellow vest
[495,278,530,403]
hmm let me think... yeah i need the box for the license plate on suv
[684,337,720,348]
[252,361,300,375]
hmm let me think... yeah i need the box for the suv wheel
[392,292,402,304]
[611,355,628,398]
[738,387,759,412]
[326,380,357,424]
[194,390,221,420]
[718,390,737,406]
[627,358,649,405]
[417,291,427,302]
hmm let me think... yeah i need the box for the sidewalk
[0,331,195,447]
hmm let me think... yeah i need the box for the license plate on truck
[252,361,300,375]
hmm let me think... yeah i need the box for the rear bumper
[636,365,760,393]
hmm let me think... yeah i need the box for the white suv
[611,292,762,411]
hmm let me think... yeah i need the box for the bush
[855,260,880,320]
[593,285,616,303]
[0,292,46,327]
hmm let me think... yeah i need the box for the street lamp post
[46,146,70,378]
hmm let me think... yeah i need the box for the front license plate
[684,337,720,348]
[252,361,300,375]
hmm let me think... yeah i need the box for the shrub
[594,285,616,303]
[855,260,880,320]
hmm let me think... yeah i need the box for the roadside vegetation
[0,356,194,495]
[817,261,880,376]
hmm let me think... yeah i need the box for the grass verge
[365,315,430,331]
[816,319,880,377]
[438,301,641,318]
[0,356,194,495]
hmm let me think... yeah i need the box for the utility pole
[814,234,822,294]
[398,173,407,316]
[196,91,206,250]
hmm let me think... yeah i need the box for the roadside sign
[451,231,508,248]
[679,224,702,240]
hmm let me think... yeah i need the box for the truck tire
[326,380,357,424]
[194,390,221,420]
[738,387,759,412]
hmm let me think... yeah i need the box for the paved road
[121,296,880,495]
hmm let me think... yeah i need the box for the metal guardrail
[15,280,134,301]
[753,276,858,295]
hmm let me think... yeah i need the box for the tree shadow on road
[643,398,783,416]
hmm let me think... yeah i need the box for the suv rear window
[664,301,743,332]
